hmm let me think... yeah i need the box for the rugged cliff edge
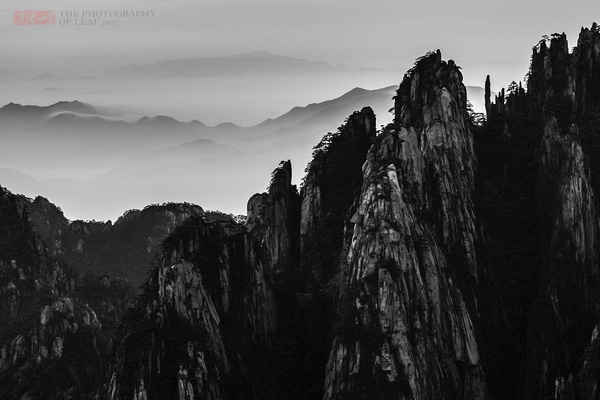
[528,25,600,399]
[323,51,488,400]
[301,107,376,287]
[105,106,378,400]
[104,52,492,400]
[106,213,281,399]
[247,159,300,274]
[19,197,206,286]
[4,23,600,400]
[479,23,600,399]
[0,185,135,400]
[527,118,600,398]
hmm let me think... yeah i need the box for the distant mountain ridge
[0,85,398,140]
[0,83,495,222]
[28,72,61,81]
[0,85,401,221]
[106,52,369,79]
[252,86,397,132]
[0,100,98,118]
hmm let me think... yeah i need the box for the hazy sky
[1,0,599,221]
[1,0,598,90]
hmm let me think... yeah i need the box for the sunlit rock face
[107,207,279,399]
[394,51,480,311]
[323,51,488,400]
[105,52,492,400]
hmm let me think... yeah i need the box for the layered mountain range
[0,84,398,221]
[1,23,600,400]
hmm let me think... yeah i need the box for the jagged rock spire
[324,51,488,400]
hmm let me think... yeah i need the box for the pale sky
[1,0,598,91]
[1,0,599,221]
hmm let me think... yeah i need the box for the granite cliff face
[528,118,600,398]
[479,23,600,399]
[0,186,135,400]
[528,25,600,399]
[4,22,600,400]
[393,51,480,311]
[300,107,377,287]
[526,24,600,121]
[247,159,300,274]
[104,52,492,400]
[106,216,281,399]
[323,51,487,400]
[20,197,206,286]
[0,187,75,324]
[105,107,378,400]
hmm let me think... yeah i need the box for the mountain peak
[135,115,180,124]
[0,100,98,119]
[29,72,60,81]
[51,100,94,110]
[233,51,280,58]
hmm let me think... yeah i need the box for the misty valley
[0,53,403,222]
[2,23,600,400]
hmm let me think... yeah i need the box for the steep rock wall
[0,186,133,400]
[20,196,205,286]
[323,51,488,400]
[107,209,280,399]
[300,107,376,287]
[247,159,300,275]
[479,24,600,399]
[525,117,600,398]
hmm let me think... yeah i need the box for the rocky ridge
[0,185,135,399]
[480,23,600,399]
[106,216,280,400]
[19,197,206,286]
[105,51,493,400]
[105,106,379,400]
[3,22,600,400]
[323,50,487,399]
